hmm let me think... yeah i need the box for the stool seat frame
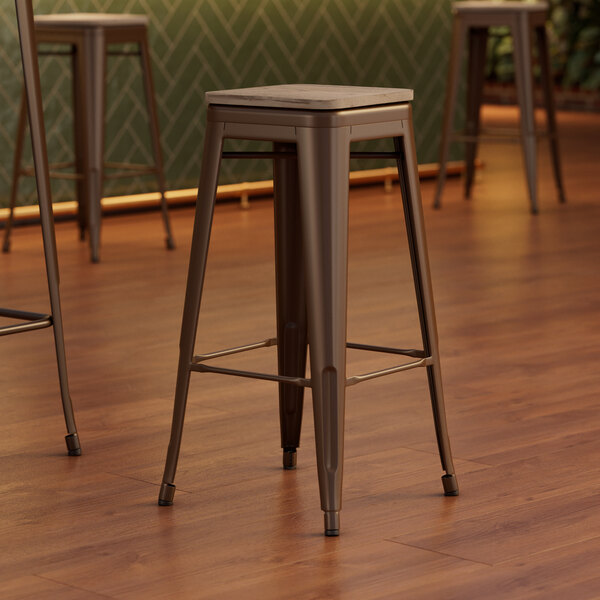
[159,101,459,535]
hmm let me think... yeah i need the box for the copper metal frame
[1,0,80,456]
[434,5,566,213]
[3,16,175,262]
[159,101,459,535]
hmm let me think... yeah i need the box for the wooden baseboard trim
[0,160,473,224]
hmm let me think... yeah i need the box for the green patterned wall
[0,0,454,208]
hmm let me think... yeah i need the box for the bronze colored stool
[3,12,175,262]
[158,85,459,536]
[435,0,566,213]
[1,0,80,456]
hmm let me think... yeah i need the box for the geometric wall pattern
[0,0,457,207]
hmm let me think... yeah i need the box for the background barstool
[1,0,80,456]
[3,13,175,262]
[158,84,459,536]
[434,0,566,213]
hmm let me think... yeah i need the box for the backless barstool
[1,0,80,456]
[158,85,459,536]
[434,1,566,213]
[3,13,175,262]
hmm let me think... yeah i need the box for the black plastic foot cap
[166,237,176,250]
[324,511,340,536]
[158,482,176,506]
[442,473,459,496]
[283,448,297,470]
[65,433,81,456]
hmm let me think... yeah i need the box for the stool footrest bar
[189,336,432,388]
[347,342,426,358]
[346,357,432,387]
[193,337,277,362]
[191,363,311,387]
[0,308,52,337]
[221,151,403,160]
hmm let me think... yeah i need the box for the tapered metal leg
[139,33,175,250]
[273,142,307,470]
[2,89,27,253]
[536,25,566,204]
[15,0,80,455]
[83,29,106,262]
[434,16,467,209]
[71,39,90,241]
[297,126,350,535]
[511,15,538,214]
[394,118,458,496]
[465,27,488,199]
[159,119,224,506]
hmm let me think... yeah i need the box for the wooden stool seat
[158,84,459,536]
[206,84,414,109]
[34,13,149,28]
[454,1,548,13]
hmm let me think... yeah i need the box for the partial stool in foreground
[1,0,80,456]
[3,12,174,262]
[435,0,566,213]
[158,84,459,535]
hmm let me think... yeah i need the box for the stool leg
[83,29,106,262]
[72,39,90,242]
[297,126,350,536]
[536,24,566,204]
[434,15,467,209]
[273,142,308,470]
[159,119,224,506]
[511,15,538,214]
[15,0,80,455]
[394,117,458,496]
[139,32,176,250]
[465,27,488,199]
[2,89,27,254]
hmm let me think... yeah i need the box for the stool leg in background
[536,24,566,204]
[82,28,106,262]
[464,27,488,200]
[434,15,467,209]
[511,14,538,214]
[2,90,27,253]
[273,142,307,470]
[139,32,175,250]
[71,36,90,242]
[159,119,224,506]
[15,0,80,455]
[297,125,350,536]
[394,116,458,496]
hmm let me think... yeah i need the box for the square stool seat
[454,1,548,12]
[206,84,414,109]
[34,13,149,28]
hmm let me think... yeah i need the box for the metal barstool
[157,85,459,536]
[1,0,80,456]
[3,12,175,262]
[434,0,566,213]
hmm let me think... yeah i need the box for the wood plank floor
[1,105,599,599]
